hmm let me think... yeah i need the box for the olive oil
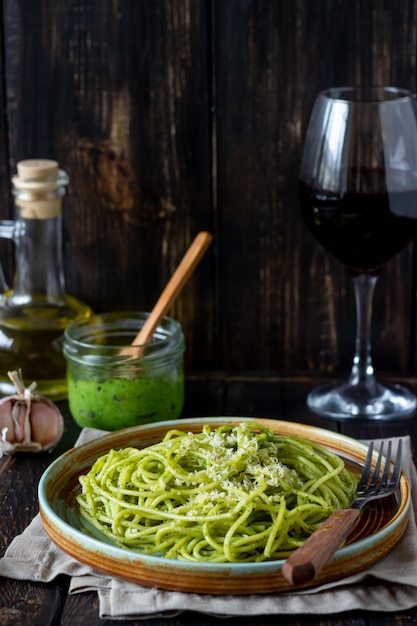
[0,160,92,399]
[0,296,92,398]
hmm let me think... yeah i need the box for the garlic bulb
[0,370,64,457]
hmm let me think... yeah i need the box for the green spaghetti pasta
[77,422,358,563]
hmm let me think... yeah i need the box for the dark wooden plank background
[0,0,416,377]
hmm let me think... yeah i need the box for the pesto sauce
[67,374,184,430]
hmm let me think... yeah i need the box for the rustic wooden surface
[1,372,417,625]
[0,0,414,376]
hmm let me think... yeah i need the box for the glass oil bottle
[0,159,92,399]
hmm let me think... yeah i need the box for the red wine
[299,172,417,274]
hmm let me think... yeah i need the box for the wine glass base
[307,381,417,420]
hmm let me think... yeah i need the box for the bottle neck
[11,211,66,303]
[4,161,70,306]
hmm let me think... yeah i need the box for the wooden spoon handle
[131,231,213,346]
[281,508,360,586]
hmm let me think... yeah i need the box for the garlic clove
[11,399,29,442]
[30,395,64,450]
[0,370,64,457]
[0,399,15,442]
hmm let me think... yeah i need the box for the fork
[281,439,403,586]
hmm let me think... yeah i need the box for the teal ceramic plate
[38,417,410,594]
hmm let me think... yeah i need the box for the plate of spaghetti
[38,417,410,594]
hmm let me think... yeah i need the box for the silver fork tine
[357,441,374,490]
[369,442,384,489]
[379,440,392,488]
[389,439,403,489]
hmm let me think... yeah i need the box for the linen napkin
[1,429,417,620]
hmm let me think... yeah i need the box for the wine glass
[299,86,417,420]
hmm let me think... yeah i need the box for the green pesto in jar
[67,373,184,430]
[63,312,185,432]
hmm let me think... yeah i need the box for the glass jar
[63,311,185,431]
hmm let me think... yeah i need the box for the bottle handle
[0,220,16,293]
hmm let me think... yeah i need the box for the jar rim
[63,311,184,364]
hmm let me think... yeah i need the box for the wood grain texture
[282,508,361,585]
[0,0,416,378]
[2,0,214,372]
[214,0,417,373]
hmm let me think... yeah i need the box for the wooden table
[2,371,417,626]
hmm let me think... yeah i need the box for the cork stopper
[12,159,69,219]
[17,159,59,179]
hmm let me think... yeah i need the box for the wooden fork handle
[281,508,360,586]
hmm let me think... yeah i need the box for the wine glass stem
[348,273,379,392]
